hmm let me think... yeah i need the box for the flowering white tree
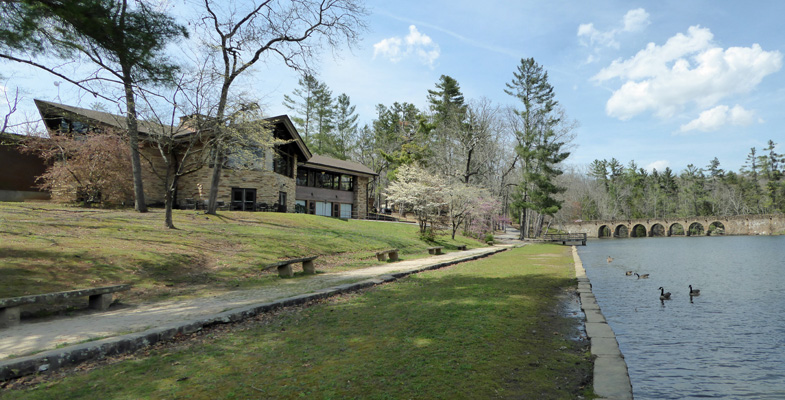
[444,182,488,239]
[385,165,445,235]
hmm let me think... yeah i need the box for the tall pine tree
[505,58,570,238]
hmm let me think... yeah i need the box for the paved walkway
[0,246,508,361]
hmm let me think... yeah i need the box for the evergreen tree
[283,74,321,141]
[505,57,569,238]
[311,81,335,155]
[333,93,358,160]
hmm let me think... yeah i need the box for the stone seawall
[573,247,633,399]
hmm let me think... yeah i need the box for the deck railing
[542,233,587,245]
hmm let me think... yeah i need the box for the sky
[3,0,785,173]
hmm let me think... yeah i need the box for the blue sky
[4,0,785,173]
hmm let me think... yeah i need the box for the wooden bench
[0,284,131,329]
[375,249,399,261]
[456,244,467,251]
[427,246,443,255]
[263,256,319,278]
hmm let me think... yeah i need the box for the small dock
[542,233,587,246]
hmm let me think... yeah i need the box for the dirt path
[0,246,509,359]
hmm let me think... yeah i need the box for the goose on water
[689,285,701,296]
[635,273,650,279]
[625,271,633,276]
[659,287,671,300]
[607,256,614,263]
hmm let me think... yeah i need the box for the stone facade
[175,154,298,212]
[354,176,369,219]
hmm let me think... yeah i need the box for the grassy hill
[0,202,482,304]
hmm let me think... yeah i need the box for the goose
[625,271,634,276]
[635,273,649,279]
[659,287,671,300]
[607,256,614,263]
[689,285,701,296]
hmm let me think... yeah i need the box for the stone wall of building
[176,155,298,211]
[139,146,170,205]
[353,176,369,219]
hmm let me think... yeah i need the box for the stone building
[29,100,376,218]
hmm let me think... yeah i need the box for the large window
[297,168,354,191]
[274,150,293,177]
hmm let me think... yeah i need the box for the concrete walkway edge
[572,246,634,400]
[0,247,509,382]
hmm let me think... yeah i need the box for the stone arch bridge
[559,215,785,238]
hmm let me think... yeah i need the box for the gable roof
[303,154,377,177]
[34,100,312,160]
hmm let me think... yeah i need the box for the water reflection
[579,236,785,399]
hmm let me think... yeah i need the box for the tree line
[554,141,785,223]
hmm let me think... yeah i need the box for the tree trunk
[163,158,179,229]
[206,149,223,214]
[122,69,147,212]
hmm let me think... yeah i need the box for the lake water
[577,236,785,399]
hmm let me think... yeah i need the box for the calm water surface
[578,236,785,399]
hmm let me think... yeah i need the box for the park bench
[0,284,131,329]
[262,256,319,278]
[427,246,443,255]
[375,249,400,261]
[456,244,467,251]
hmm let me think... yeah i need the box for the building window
[296,168,308,186]
[231,187,256,211]
[296,168,355,191]
[340,175,354,191]
[273,150,293,177]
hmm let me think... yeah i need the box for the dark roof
[34,99,190,137]
[303,154,377,177]
[33,101,310,157]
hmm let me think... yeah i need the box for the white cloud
[623,8,650,32]
[372,37,403,63]
[373,25,440,68]
[578,8,650,50]
[645,160,670,172]
[593,26,783,121]
[679,105,760,133]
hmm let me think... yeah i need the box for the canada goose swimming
[659,287,671,300]
[607,256,613,263]
[635,273,649,279]
[625,271,633,276]
[689,285,701,296]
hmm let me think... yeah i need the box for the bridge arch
[650,223,666,237]
[631,224,647,237]
[688,222,705,236]
[708,221,725,236]
[669,223,685,236]
[598,225,612,238]
[614,225,629,238]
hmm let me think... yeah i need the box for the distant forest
[555,140,785,222]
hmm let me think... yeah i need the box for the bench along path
[0,246,509,361]
[1,285,131,329]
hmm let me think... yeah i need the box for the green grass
[0,202,480,303]
[2,245,594,399]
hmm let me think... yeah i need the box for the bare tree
[196,0,367,214]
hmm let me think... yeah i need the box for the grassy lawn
[0,202,479,304]
[2,245,593,399]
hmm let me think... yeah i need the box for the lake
[578,235,785,399]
